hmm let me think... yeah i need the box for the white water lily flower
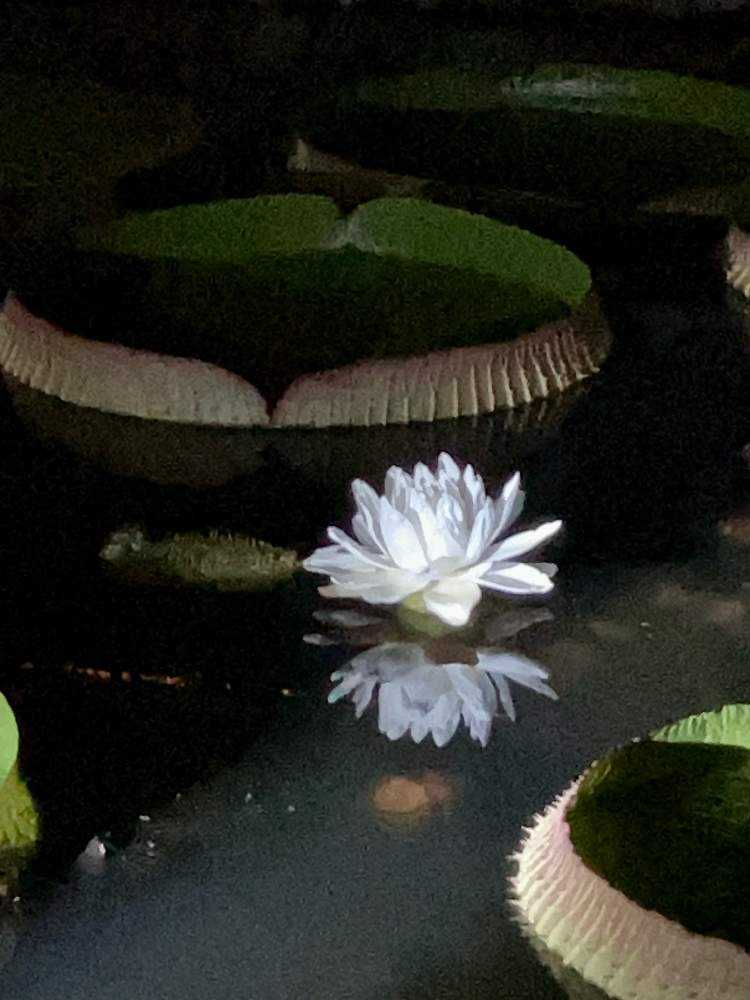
[329,642,558,747]
[303,453,562,627]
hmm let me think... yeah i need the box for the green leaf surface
[71,196,589,399]
[567,704,750,952]
[0,695,18,793]
[316,65,750,205]
[0,696,37,866]
[503,65,750,139]
[652,703,750,751]
[100,527,300,592]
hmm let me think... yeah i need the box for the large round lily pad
[307,64,750,206]
[0,195,608,485]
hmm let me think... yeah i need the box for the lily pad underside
[0,196,609,429]
[509,704,750,1000]
[728,226,750,300]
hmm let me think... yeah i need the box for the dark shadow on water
[524,214,750,565]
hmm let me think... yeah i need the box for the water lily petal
[303,633,338,646]
[531,561,558,578]
[491,472,525,540]
[437,452,461,484]
[463,499,496,565]
[351,678,378,717]
[490,672,517,721]
[413,461,438,497]
[326,526,392,569]
[477,650,551,680]
[445,663,495,720]
[485,520,562,564]
[328,671,367,703]
[378,682,412,740]
[408,491,463,562]
[479,651,559,705]
[461,462,487,519]
[320,569,424,604]
[378,497,429,572]
[422,578,482,626]
[313,608,385,627]
[478,561,557,595]
[303,545,381,577]
[432,712,462,748]
[351,479,387,551]
[384,466,413,514]
[436,492,469,550]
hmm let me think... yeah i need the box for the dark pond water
[0,211,749,1000]
[0,6,749,998]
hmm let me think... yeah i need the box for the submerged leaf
[100,526,300,591]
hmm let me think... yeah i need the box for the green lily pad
[0,694,38,866]
[75,196,588,382]
[309,64,750,205]
[0,695,18,793]
[0,194,600,426]
[567,704,750,952]
[100,526,300,591]
[0,73,201,236]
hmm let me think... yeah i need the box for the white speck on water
[139,815,151,823]
[244,792,254,803]
[287,805,296,814]
[639,621,652,628]
[146,840,156,850]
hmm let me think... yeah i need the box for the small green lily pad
[567,704,750,952]
[310,64,750,205]
[100,526,300,591]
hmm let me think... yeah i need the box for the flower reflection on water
[306,601,558,747]
[304,452,561,627]
[328,642,557,747]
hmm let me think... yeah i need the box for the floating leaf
[0,196,606,430]
[567,705,750,952]
[0,694,39,869]
[100,526,300,591]
[310,64,750,204]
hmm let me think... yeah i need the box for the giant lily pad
[308,64,750,206]
[0,72,201,237]
[511,704,750,1000]
[0,195,608,485]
